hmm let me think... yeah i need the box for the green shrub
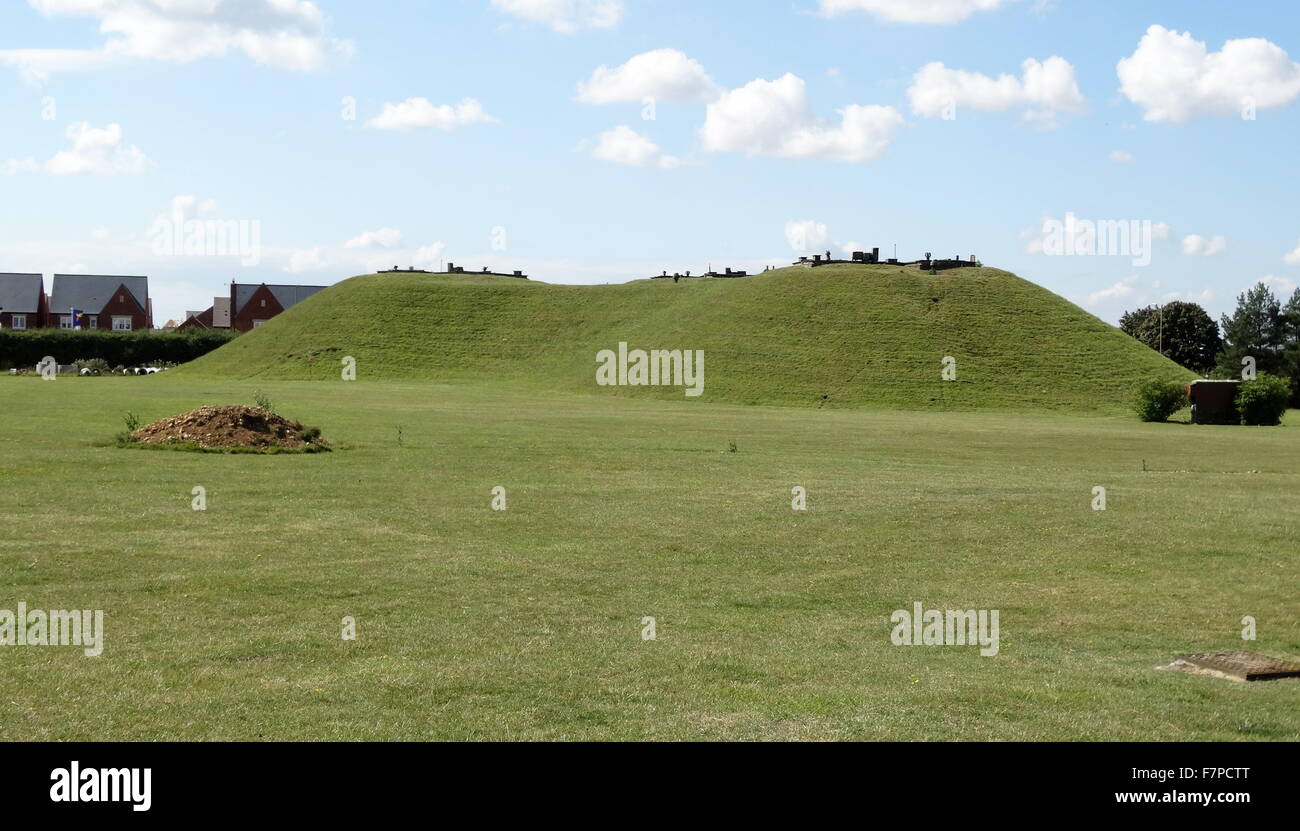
[75,357,112,375]
[1236,374,1290,426]
[1134,378,1188,422]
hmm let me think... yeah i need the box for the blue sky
[3,0,1300,325]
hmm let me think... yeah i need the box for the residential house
[229,282,325,332]
[0,272,48,330]
[178,296,232,330]
[48,273,152,331]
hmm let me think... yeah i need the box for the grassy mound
[179,265,1192,412]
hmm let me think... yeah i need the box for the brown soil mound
[133,405,326,449]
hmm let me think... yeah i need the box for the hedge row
[0,329,237,369]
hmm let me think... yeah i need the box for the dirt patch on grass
[132,405,328,451]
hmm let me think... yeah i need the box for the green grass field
[1,375,1296,740]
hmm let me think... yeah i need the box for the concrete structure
[1186,379,1241,425]
[0,272,48,330]
[229,282,325,332]
[794,248,980,271]
[49,274,152,331]
[440,263,528,279]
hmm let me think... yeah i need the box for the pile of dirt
[133,405,327,450]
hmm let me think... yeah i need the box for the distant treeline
[0,329,237,369]
[1121,282,1300,406]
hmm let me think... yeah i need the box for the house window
[112,317,132,331]
[252,319,266,328]
[59,316,73,329]
[260,299,266,307]
[86,315,97,329]
[11,314,26,330]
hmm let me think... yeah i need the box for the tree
[1119,301,1221,373]
[1215,283,1284,379]
[1280,288,1300,406]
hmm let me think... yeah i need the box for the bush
[0,329,236,370]
[75,357,112,375]
[1236,374,1290,426]
[1134,378,1188,422]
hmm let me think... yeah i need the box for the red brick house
[0,272,48,330]
[229,282,325,332]
[48,274,152,331]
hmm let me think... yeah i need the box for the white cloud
[1259,275,1297,295]
[701,73,903,163]
[1284,239,1300,265]
[1085,275,1138,306]
[818,0,1018,24]
[1181,234,1227,257]
[413,243,447,270]
[0,0,350,81]
[490,0,624,34]
[785,220,830,252]
[576,49,718,104]
[1152,221,1171,241]
[91,227,109,241]
[908,57,1085,125]
[43,122,151,175]
[1,157,39,175]
[365,98,496,131]
[345,228,404,249]
[1118,25,1300,122]
[587,125,680,168]
[1109,150,1134,163]
[284,247,327,274]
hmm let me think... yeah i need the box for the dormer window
[260,299,266,307]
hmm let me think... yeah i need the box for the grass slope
[182,266,1191,412]
[1,377,1296,740]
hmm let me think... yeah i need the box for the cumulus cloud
[1283,239,1300,265]
[1,157,39,175]
[284,247,327,274]
[1118,25,1300,122]
[1181,234,1227,257]
[908,57,1085,125]
[0,0,351,81]
[701,73,903,163]
[576,49,719,104]
[818,0,1018,24]
[345,228,404,249]
[413,243,447,270]
[586,125,680,169]
[365,98,496,131]
[1109,150,1134,163]
[785,220,830,252]
[490,0,624,34]
[1259,275,1297,295]
[40,122,151,175]
[1085,275,1138,306]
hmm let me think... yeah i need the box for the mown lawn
[0,375,1296,740]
